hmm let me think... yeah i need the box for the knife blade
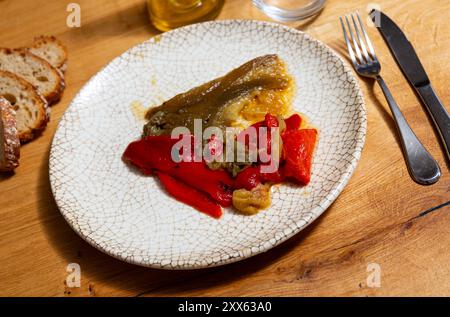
[372,9,450,161]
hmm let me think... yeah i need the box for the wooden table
[0,0,449,297]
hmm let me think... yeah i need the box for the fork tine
[340,16,358,67]
[356,11,377,62]
[351,12,371,63]
[345,15,363,64]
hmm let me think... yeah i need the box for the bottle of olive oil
[147,0,225,32]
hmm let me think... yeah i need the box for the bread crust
[0,48,65,105]
[30,35,68,70]
[0,97,20,172]
[0,70,49,142]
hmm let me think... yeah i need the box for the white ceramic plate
[50,20,366,269]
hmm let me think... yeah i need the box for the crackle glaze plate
[49,20,366,269]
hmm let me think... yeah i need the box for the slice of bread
[0,48,65,104]
[0,97,20,172]
[27,36,68,72]
[0,70,49,142]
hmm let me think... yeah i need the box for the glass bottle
[147,0,225,32]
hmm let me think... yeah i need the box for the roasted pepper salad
[123,55,318,218]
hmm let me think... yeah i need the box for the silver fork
[340,12,440,185]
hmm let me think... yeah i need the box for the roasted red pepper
[165,161,234,207]
[234,164,285,191]
[237,113,279,163]
[284,113,302,131]
[123,112,317,219]
[234,166,261,191]
[281,128,317,185]
[123,135,234,207]
[260,167,284,183]
[157,172,222,218]
[264,113,279,128]
[122,135,179,175]
[234,113,307,191]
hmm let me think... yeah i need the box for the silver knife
[372,9,450,162]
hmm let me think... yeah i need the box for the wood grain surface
[0,0,449,297]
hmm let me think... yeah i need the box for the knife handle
[416,84,450,161]
[376,76,441,185]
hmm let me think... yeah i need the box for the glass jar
[252,0,326,22]
[147,0,225,32]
